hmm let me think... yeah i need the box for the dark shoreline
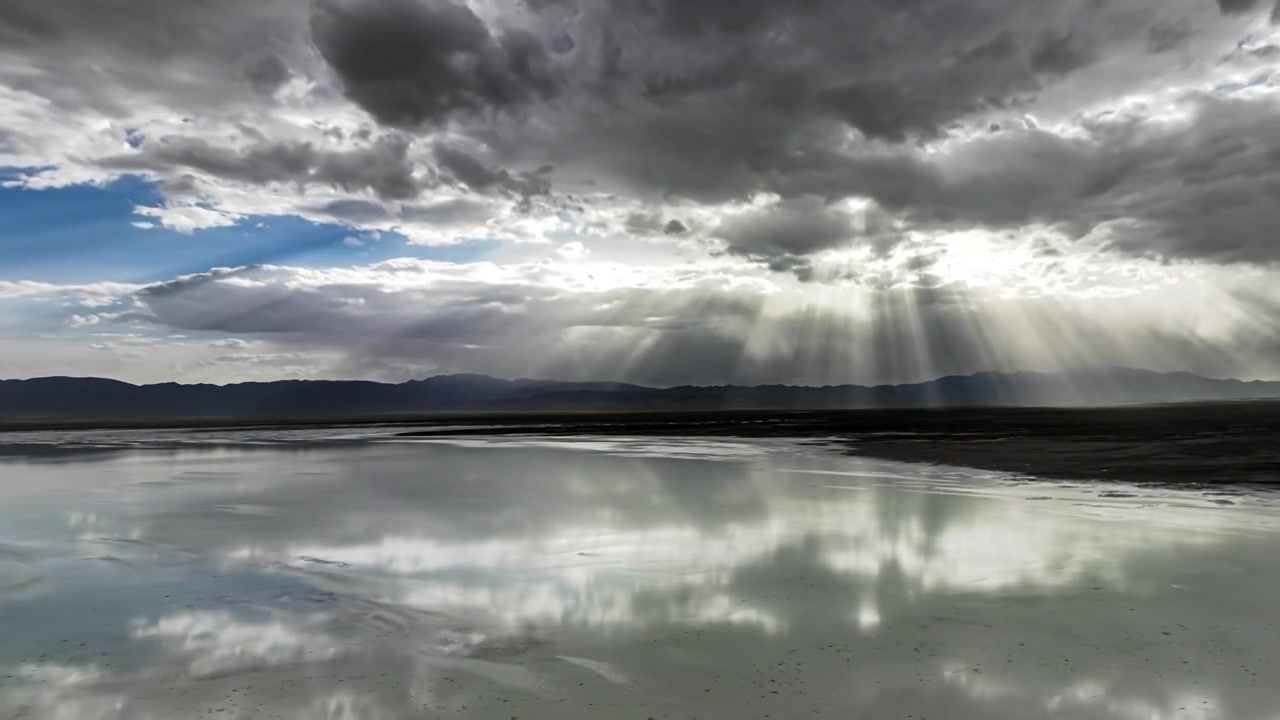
[2,401,1278,486]
[392,402,1280,487]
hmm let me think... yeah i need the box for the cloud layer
[2,0,1279,382]
[3,0,1278,256]
[4,255,1276,386]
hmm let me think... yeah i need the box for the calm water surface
[0,433,1278,719]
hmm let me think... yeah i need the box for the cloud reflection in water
[0,437,1277,719]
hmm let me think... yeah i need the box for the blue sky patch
[0,173,496,285]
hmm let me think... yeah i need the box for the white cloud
[0,279,143,306]
[133,203,242,234]
[65,314,101,328]
[556,241,589,260]
[209,338,250,349]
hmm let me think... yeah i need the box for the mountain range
[1,368,1278,422]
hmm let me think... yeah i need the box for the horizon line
[3,365,1277,390]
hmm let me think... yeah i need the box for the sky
[1,0,1279,387]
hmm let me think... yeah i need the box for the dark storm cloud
[610,0,1046,141]
[3,0,1279,269]
[0,0,308,114]
[310,0,556,128]
[715,196,856,278]
[102,134,422,200]
[244,54,291,95]
[623,210,669,235]
[609,88,1280,265]
[887,92,1280,264]
[314,135,422,200]
[432,142,552,202]
[314,199,391,224]
[433,143,504,189]
[1029,32,1097,75]
[1147,19,1194,52]
[1217,0,1266,14]
[399,198,494,224]
[815,82,963,143]
[426,0,1273,266]
[309,196,493,227]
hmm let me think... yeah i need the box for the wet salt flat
[1,433,1279,719]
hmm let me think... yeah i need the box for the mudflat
[395,402,1280,486]
[5,401,1277,485]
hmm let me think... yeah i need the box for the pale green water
[0,434,1277,719]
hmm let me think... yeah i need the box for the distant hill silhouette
[1,368,1278,421]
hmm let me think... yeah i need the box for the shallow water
[1,433,1278,719]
